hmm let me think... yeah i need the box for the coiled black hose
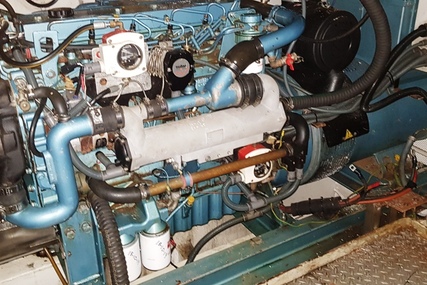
[87,192,129,285]
[291,0,391,109]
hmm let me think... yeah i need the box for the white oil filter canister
[139,223,171,270]
[121,234,142,281]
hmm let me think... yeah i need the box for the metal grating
[286,219,427,285]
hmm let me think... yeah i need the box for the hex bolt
[64,227,76,240]
[45,69,56,79]
[81,222,92,233]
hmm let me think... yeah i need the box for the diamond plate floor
[287,220,427,285]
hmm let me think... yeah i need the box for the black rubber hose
[220,39,264,75]
[186,207,270,264]
[70,147,126,181]
[33,87,69,122]
[25,0,58,8]
[362,23,427,111]
[366,87,427,112]
[291,0,391,109]
[0,23,94,68]
[87,192,129,285]
[287,112,309,154]
[28,97,47,157]
[87,177,142,204]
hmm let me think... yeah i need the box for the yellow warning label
[344,129,353,140]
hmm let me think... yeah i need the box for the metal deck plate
[263,218,427,285]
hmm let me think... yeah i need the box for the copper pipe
[43,248,68,285]
[147,148,287,196]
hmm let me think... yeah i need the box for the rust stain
[80,136,93,154]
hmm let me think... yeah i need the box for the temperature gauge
[117,44,143,70]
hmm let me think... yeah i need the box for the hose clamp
[89,107,105,134]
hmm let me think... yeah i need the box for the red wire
[358,170,418,204]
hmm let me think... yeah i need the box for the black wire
[25,0,58,8]
[186,207,270,264]
[18,39,98,51]
[29,98,47,157]
[361,24,427,111]
[170,262,178,269]
[89,88,112,106]
[299,13,369,44]
[169,247,178,268]
[186,215,245,264]
[74,65,84,97]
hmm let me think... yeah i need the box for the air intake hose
[221,5,305,76]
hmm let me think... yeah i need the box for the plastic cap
[187,196,195,206]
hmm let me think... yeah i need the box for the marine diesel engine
[1,0,427,284]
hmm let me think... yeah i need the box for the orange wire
[358,187,412,204]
